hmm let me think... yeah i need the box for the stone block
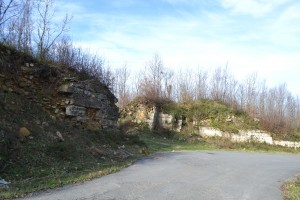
[76,116,87,122]
[71,93,106,109]
[58,84,78,94]
[198,127,223,137]
[158,113,173,129]
[19,127,31,137]
[66,105,86,117]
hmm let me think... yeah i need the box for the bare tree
[195,69,208,100]
[285,93,297,132]
[0,0,18,40]
[244,73,258,117]
[144,53,164,97]
[115,63,131,108]
[258,79,267,117]
[236,83,245,110]
[4,0,34,51]
[225,76,239,108]
[210,66,232,103]
[162,69,174,99]
[36,0,71,60]
[176,70,195,102]
[138,54,173,102]
[0,0,16,26]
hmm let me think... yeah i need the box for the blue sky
[57,0,300,95]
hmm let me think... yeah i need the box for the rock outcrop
[198,126,300,148]
[0,46,119,130]
[122,103,182,132]
[58,80,118,129]
[122,102,300,148]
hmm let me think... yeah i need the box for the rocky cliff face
[122,102,300,148]
[0,46,119,130]
[121,103,182,132]
[58,80,118,129]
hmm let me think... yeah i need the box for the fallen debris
[0,178,10,185]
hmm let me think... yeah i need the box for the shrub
[0,128,19,172]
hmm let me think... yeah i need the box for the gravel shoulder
[20,151,300,200]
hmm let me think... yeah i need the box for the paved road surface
[21,151,300,200]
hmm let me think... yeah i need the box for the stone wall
[0,61,119,130]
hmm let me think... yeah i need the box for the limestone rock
[66,105,86,117]
[19,127,31,137]
[58,84,76,94]
[158,113,173,129]
[0,178,9,185]
[1,64,119,131]
[117,149,132,159]
[56,131,64,142]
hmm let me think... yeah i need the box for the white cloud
[267,3,300,48]
[60,0,300,96]
[161,0,199,5]
[220,0,291,17]
[55,1,85,16]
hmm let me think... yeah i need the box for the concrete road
[21,151,300,200]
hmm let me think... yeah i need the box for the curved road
[21,151,300,200]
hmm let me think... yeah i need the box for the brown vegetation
[0,0,113,89]
[114,55,300,139]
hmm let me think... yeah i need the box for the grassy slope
[0,92,146,199]
[283,176,300,200]
[161,99,260,133]
[0,43,299,199]
[0,43,145,199]
[1,99,300,199]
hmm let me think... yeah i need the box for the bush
[0,128,19,172]
[45,142,78,161]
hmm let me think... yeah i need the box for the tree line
[114,54,300,138]
[0,0,113,88]
[2,0,299,138]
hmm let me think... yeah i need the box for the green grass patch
[283,176,300,200]
[0,132,144,200]
[160,99,260,132]
[1,94,299,200]
[0,92,146,199]
[0,161,132,199]
[138,127,300,155]
[0,131,144,200]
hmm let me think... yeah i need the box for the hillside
[0,43,145,199]
[121,97,262,132]
[1,43,300,199]
[121,97,300,147]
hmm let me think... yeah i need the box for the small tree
[176,70,194,102]
[7,0,34,52]
[36,0,71,60]
[115,63,131,108]
[138,53,173,102]
[195,69,208,100]
[0,0,16,26]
